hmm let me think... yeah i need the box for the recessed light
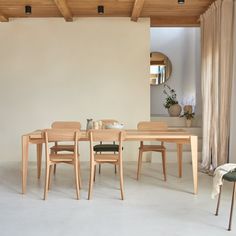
[97,5,104,15]
[178,0,185,4]
[25,5,32,15]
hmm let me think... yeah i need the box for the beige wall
[0,18,150,161]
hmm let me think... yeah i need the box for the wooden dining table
[21,129,198,194]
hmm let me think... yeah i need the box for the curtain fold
[229,1,236,162]
[201,0,235,171]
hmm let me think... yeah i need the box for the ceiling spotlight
[25,5,32,15]
[97,5,104,15]
[178,0,185,4]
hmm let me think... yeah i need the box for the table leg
[177,144,183,178]
[22,135,29,194]
[190,136,198,194]
[37,144,43,179]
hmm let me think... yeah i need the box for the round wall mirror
[150,52,172,85]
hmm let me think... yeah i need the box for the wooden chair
[50,121,81,181]
[93,119,119,175]
[137,121,167,181]
[88,129,125,200]
[43,129,81,200]
[50,121,81,156]
[51,121,81,130]
[215,171,236,231]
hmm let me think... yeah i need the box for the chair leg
[53,164,57,175]
[44,163,50,200]
[228,182,236,231]
[99,164,101,174]
[161,150,167,181]
[74,160,80,200]
[119,162,124,200]
[78,159,82,189]
[94,165,96,182]
[88,163,95,200]
[37,144,42,179]
[48,165,53,190]
[51,150,57,176]
[215,185,222,216]
[114,151,117,174]
[137,149,143,180]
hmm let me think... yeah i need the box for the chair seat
[93,144,119,152]
[223,171,236,182]
[140,145,166,152]
[50,153,75,162]
[94,154,119,163]
[50,145,74,152]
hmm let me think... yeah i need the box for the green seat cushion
[93,144,120,152]
[223,171,236,182]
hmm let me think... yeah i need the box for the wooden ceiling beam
[54,0,73,22]
[131,0,145,22]
[151,16,200,27]
[0,14,9,22]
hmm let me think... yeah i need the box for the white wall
[150,28,201,116]
[0,18,150,162]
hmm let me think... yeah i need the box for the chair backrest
[137,121,168,131]
[44,129,80,162]
[89,129,125,142]
[45,129,79,142]
[51,121,81,130]
[99,120,119,143]
[89,130,125,155]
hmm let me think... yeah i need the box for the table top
[23,128,195,143]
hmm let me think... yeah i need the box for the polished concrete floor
[0,161,235,236]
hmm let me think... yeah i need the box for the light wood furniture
[51,121,81,130]
[137,121,167,181]
[50,121,81,179]
[88,130,125,200]
[34,122,81,187]
[94,119,119,175]
[0,1,213,26]
[21,128,198,195]
[44,129,81,200]
[151,115,201,178]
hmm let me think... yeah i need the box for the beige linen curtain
[229,2,236,162]
[201,0,235,170]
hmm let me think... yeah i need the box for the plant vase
[168,104,182,117]
[186,119,192,128]
[183,105,193,114]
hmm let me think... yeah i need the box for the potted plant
[180,111,195,127]
[163,84,182,116]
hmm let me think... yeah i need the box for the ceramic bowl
[105,123,124,129]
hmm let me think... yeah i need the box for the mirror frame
[150,52,172,86]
